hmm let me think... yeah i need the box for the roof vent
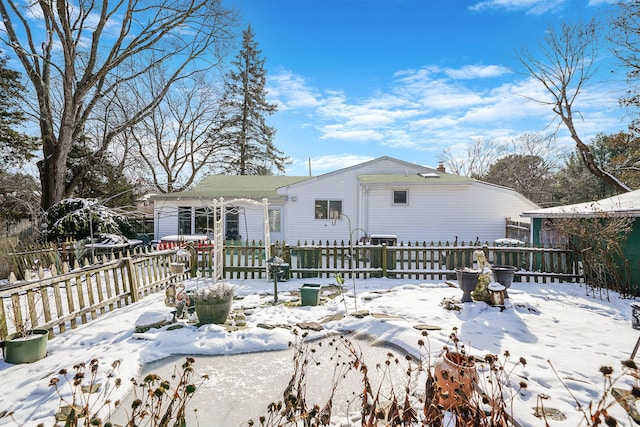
[417,172,440,178]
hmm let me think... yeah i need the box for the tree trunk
[38,145,68,212]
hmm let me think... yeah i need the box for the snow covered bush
[45,198,134,241]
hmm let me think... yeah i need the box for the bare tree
[479,133,563,206]
[518,20,631,193]
[122,71,228,193]
[439,138,501,178]
[0,0,237,210]
[610,0,640,135]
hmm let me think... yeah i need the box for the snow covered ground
[0,276,638,426]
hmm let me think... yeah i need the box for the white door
[269,207,284,242]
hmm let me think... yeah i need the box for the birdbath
[267,256,285,303]
[491,265,517,298]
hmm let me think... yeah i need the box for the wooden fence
[6,243,65,281]
[211,240,580,283]
[505,217,530,243]
[0,249,185,340]
[0,239,580,341]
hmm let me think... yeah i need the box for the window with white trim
[315,200,342,219]
[268,208,281,232]
[393,190,408,205]
[178,206,192,234]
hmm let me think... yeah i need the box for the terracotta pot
[433,351,477,410]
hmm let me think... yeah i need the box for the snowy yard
[0,276,638,426]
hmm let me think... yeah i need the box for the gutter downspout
[364,184,369,234]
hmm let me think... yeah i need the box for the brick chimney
[437,163,446,173]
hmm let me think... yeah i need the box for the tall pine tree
[219,25,289,175]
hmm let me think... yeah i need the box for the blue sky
[229,0,627,176]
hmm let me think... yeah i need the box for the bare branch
[518,20,631,193]
[0,0,238,209]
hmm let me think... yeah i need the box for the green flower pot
[193,295,233,325]
[4,329,49,364]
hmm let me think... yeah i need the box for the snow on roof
[521,189,640,218]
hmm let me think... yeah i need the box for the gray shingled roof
[151,175,310,200]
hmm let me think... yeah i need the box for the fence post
[126,258,140,303]
[382,243,388,277]
[0,302,7,339]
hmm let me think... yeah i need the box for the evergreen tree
[0,56,37,165]
[552,135,628,205]
[591,132,640,189]
[219,25,290,175]
[67,143,136,207]
[553,132,640,205]
[552,151,612,205]
[0,170,40,224]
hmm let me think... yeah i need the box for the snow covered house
[151,156,539,244]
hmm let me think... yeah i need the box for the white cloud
[271,61,625,174]
[587,0,617,5]
[320,125,384,142]
[268,69,321,110]
[469,0,567,15]
[445,65,512,80]
[299,154,375,176]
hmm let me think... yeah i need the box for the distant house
[521,189,640,290]
[151,156,539,244]
[521,189,640,244]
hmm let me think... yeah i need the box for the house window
[393,190,408,205]
[178,206,192,235]
[195,207,215,234]
[268,208,281,232]
[315,200,342,219]
[225,207,240,240]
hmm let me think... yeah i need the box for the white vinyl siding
[365,183,536,243]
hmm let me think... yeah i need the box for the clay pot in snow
[433,351,478,410]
